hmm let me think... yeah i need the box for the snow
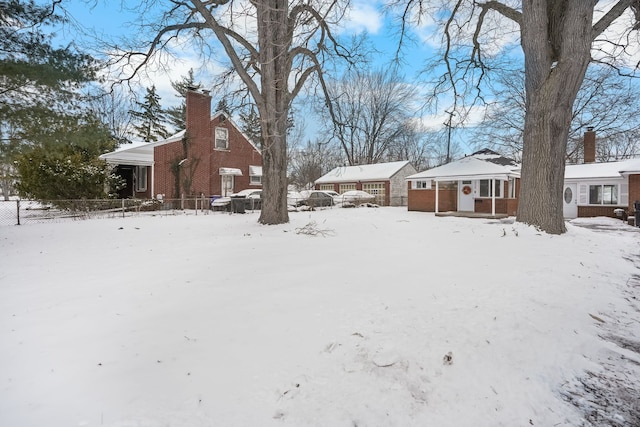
[406,156,520,181]
[315,161,411,183]
[1,208,639,426]
[565,158,640,180]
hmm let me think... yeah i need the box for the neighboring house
[314,161,417,206]
[407,129,640,220]
[101,89,262,199]
[406,149,521,216]
[563,164,640,219]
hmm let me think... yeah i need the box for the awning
[219,167,243,176]
[249,165,262,176]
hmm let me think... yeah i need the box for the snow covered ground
[1,207,638,426]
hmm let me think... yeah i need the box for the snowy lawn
[1,207,639,426]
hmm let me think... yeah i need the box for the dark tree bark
[517,1,595,234]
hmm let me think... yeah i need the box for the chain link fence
[0,196,215,226]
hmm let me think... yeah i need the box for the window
[319,184,334,191]
[249,165,262,185]
[413,180,431,189]
[589,184,618,205]
[479,179,502,198]
[339,183,356,193]
[135,166,147,192]
[215,127,228,149]
[508,178,517,199]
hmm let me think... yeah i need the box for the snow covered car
[287,191,307,207]
[339,190,376,205]
[304,190,336,208]
[211,189,262,211]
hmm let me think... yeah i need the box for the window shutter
[620,182,629,205]
[578,184,588,205]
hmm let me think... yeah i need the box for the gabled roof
[406,150,520,181]
[100,111,260,166]
[564,158,640,180]
[315,160,414,184]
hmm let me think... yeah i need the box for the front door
[458,180,474,211]
[221,175,234,196]
[563,183,578,218]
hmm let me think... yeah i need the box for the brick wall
[153,90,262,198]
[209,114,262,195]
[578,205,626,218]
[407,188,457,212]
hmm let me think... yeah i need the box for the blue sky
[51,0,473,151]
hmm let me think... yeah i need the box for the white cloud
[340,0,384,35]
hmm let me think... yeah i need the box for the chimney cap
[586,126,594,132]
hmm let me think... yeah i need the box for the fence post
[16,199,20,225]
[122,198,125,218]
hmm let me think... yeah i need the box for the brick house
[314,161,417,206]
[562,129,640,219]
[406,130,640,220]
[101,90,262,199]
[406,149,521,216]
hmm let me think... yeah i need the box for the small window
[479,179,502,198]
[339,183,356,193]
[319,184,334,191]
[589,184,618,205]
[215,127,229,149]
[250,175,262,185]
[414,180,431,189]
[135,166,147,192]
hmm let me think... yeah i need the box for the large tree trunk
[257,0,290,225]
[516,1,594,234]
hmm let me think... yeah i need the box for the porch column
[435,180,439,213]
[151,163,155,199]
[491,178,496,216]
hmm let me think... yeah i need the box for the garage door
[363,183,385,205]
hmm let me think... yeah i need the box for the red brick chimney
[584,127,596,164]
[186,89,212,138]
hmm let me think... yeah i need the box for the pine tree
[239,104,262,146]
[130,85,170,142]
[165,69,201,131]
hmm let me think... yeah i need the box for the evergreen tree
[239,104,262,146]
[165,69,201,131]
[15,113,120,200]
[1,1,106,200]
[129,85,170,142]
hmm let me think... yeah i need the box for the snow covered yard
[1,207,638,427]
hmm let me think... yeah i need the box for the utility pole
[444,110,454,164]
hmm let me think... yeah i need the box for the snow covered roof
[564,158,640,180]
[315,161,413,184]
[99,140,157,166]
[99,111,261,167]
[406,150,520,181]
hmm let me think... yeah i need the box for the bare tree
[395,1,640,234]
[113,0,354,225]
[289,139,342,189]
[325,68,418,165]
[473,66,640,163]
[89,88,136,147]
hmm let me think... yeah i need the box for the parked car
[305,190,335,208]
[287,191,306,207]
[212,189,262,211]
[339,190,376,205]
[320,190,343,205]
